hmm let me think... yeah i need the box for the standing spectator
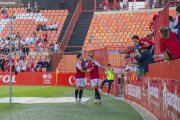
[155,27,180,60]
[32,32,37,44]
[122,0,128,10]
[34,2,39,13]
[26,64,31,72]
[174,6,180,40]
[54,43,59,52]
[27,1,31,13]
[29,58,34,72]
[60,0,65,9]
[43,32,48,43]
[0,56,5,71]
[169,16,174,31]
[119,0,122,10]
[49,42,54,52]
[16,60,21,72]
[21,60,27,72]
[113,0,118,10]
[102,0,108,11]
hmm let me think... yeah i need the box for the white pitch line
[0,97,90,104]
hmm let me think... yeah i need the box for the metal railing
[59,3,81,57]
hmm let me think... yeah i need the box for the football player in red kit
[87,54,105,104]
[75,53,88,104]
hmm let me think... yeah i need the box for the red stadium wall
[124,59,180,120]
[0,71,117,95]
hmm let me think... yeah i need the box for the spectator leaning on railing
[154,27,180,61]
[132,35,154,55]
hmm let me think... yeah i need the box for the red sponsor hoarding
[0,72,117,95]
[124,73,180,120]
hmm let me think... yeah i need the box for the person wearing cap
[99,64,114,95]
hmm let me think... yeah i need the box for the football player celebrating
[75,53,88,104]
[87,54,105,104]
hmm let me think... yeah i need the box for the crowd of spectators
[125,5,180,77]
[101,0,128,11]
[0,55,50,72]
[100,0,170,11]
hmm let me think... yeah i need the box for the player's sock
[75,89,78,99]
[79,90,83,99]
[95,89,98,99]
[95,89,101,99]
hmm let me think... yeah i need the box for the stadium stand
[83,9,177,51]
[0,7,68,72]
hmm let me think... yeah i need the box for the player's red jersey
[87,60,101,79]
[76,61,86,79]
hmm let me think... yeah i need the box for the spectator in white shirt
[169,16,174,31]
[51,22,58,31]
[21,60,27,72]
[122,0,127,10]
[54,43,59,52]
[16,60,21,72]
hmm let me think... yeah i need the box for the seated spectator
[132,35,154,54]
[60,0,65,9]
[9,10,15,19]
[134,47,154,75]
[113,0,118,10]
[174,6,180,40]
[1,12,8,19]
[37,23,43,31]
[51,22,58,31]
[30,32,37,44]
[1,6,7,13]
[169,16,174,31]
[42,23,46,31]
[154,27,180,60]
[27,1,31,13]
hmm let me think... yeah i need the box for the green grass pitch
[0,86,143,120]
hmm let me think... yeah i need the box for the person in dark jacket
[134,48,154,75]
